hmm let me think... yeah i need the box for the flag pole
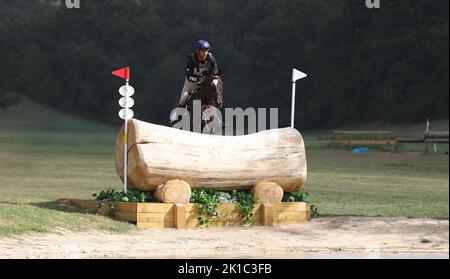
[123,79,129,193]
[291,80,296,128]
[291,68,307,128]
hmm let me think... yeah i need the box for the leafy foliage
[190,189,221,225]
[190,189,258,225]
[283,190,311,203]
[231,190,257,225]
[93,188,153,204]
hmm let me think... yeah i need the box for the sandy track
[0,217,448,259]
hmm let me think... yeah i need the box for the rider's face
[197,49,209,61]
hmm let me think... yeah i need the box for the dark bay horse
[185,73,224,134]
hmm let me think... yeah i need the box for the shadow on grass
[29,201,98,215]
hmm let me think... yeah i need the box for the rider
[171,40,220,123]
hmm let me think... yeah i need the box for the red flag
[112,67,130,80]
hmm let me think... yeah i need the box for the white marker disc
[118,108,134,120]
[119,85,135,97]
[119,97,135,108]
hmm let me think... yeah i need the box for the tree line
[0,0,448,129]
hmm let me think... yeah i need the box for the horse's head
[199,74,223,108]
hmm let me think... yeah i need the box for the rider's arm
[210,55,220,76]
[186,56,199,83]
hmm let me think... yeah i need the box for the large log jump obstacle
[59,119,310,228]
[58,68,311,228]
[115,119,307,203]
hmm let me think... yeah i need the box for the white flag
[292,68,307,82]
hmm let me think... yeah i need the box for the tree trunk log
[251,181,284,203]
[153,179,191,203]
[116,119,307,192]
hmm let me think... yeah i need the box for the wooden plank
[425,138,449,143]
[114,202,138,212]
[252,204,262,214]
[138,213,174,222]
[136,221,175,229]
[219,210,262,221]
[185,212,263,225]
[272,202,308,212]
[184,205,263,227]
[109,202,182,213]
[186,212,307,227]
[334,140,392,145]
[184,203,197,213]
[68,200,311,227]
[305,203,311,221]
[175,204,186,229]
[185,211,200,224]
[97,204,110,216]
[273,212,309,225]
[185,203,233,214]
[185,218,262,228]
[137,203,174,213]
[306,210,311,221]
[114,211,174,222]
[185,204,261,220]
[186,204,243,214]
[262,203,273,227]
[218,204,240,212]
[334,131,392,134]
[185,203,261,214]
[424,131,449,139]
[396,137,423,143]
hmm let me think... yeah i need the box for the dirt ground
[0,217,448,259]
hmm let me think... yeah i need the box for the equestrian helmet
[195,40,210,50]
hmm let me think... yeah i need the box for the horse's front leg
[202,105,222,135]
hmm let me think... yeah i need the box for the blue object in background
[352,147,370,153]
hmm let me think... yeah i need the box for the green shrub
[231,190,257,225]
[190,189,258,225]
[282,190,310,203]
[190,189,221,225]
[93,188,153,204]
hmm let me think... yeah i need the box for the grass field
[0,96,448,234]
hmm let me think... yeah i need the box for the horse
[184,73,224,134]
